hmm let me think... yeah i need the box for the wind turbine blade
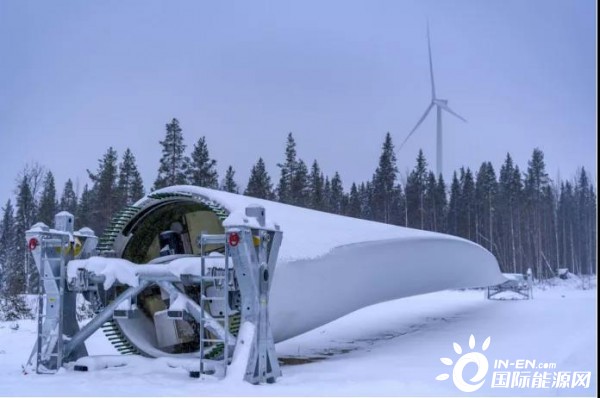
[399,103,434,150]
[439,103,467,122]
[427,23,436,100]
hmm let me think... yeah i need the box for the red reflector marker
[28,238,39,251]
[228,232,240,247]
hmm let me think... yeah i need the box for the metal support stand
[24,212,98,373]
[226,206,282,384]
[487,268,533,300]
[29,235,66,373]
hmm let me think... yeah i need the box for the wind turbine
[399,25,467,178]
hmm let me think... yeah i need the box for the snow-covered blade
[145,186,505,342]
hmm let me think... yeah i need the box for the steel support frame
[26,208,284,385]
[227,226,282,384]
[487,280,533,300]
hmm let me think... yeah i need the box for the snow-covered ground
[0,279,596,396]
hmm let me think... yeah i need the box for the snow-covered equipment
[24,212,98,373]
[487,268,533,300]
[24,186,505,382]
[557,268,569,280]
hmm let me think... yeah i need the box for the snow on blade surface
[148,185,472,262]
[269,236,505,341]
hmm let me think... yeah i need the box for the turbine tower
[399,25,467,177]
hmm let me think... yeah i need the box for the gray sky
[0,0,596,205]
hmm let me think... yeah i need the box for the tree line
[0,118,596,315]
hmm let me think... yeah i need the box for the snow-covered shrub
[0,295,32,321]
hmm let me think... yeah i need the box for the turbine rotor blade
[399,103,434,150]
[439,103,467,122]
[427,23,436,100]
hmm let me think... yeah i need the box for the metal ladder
[26,236,67,374]
[198,233,231,378]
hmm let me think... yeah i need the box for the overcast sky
[0,0,596,206]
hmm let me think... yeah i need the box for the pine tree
[542,182,559,276]
[558,181,579,275]
[14,176,36,294]
[322,177,332,213]
[405,150,428,229]
[277,133,297,204]
[87,147,119,235]
[497,153,522,272]
[389,184,406,226]
[447,172,461,236]
[458,168,476,240]
[557,182,571,272]
[423,171,438,231]
[290,159,310,207]
[0,197,30,322]
[37,171,58,226]
[588,183,597,276]
[423,171,447,232]
[0,200,15,294]
[154,118,189,189]
[0,218,30,323]
[347,183,362,218]
[221,166,239,194]
[59,179,78,215]
[76,184,93,230]
[512,164,525,271]
[372,133,398,223]
[309,160,325,211]
[524,148,550,279]
[435,175,448,232]
[188,136,218,188]
[117,148,145,208]
[575,168,593,275]
[475,162,498,252]
[359,181,375,221]
[329,172,344,214]
[244,158,274,200]
[341,192,350,216]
